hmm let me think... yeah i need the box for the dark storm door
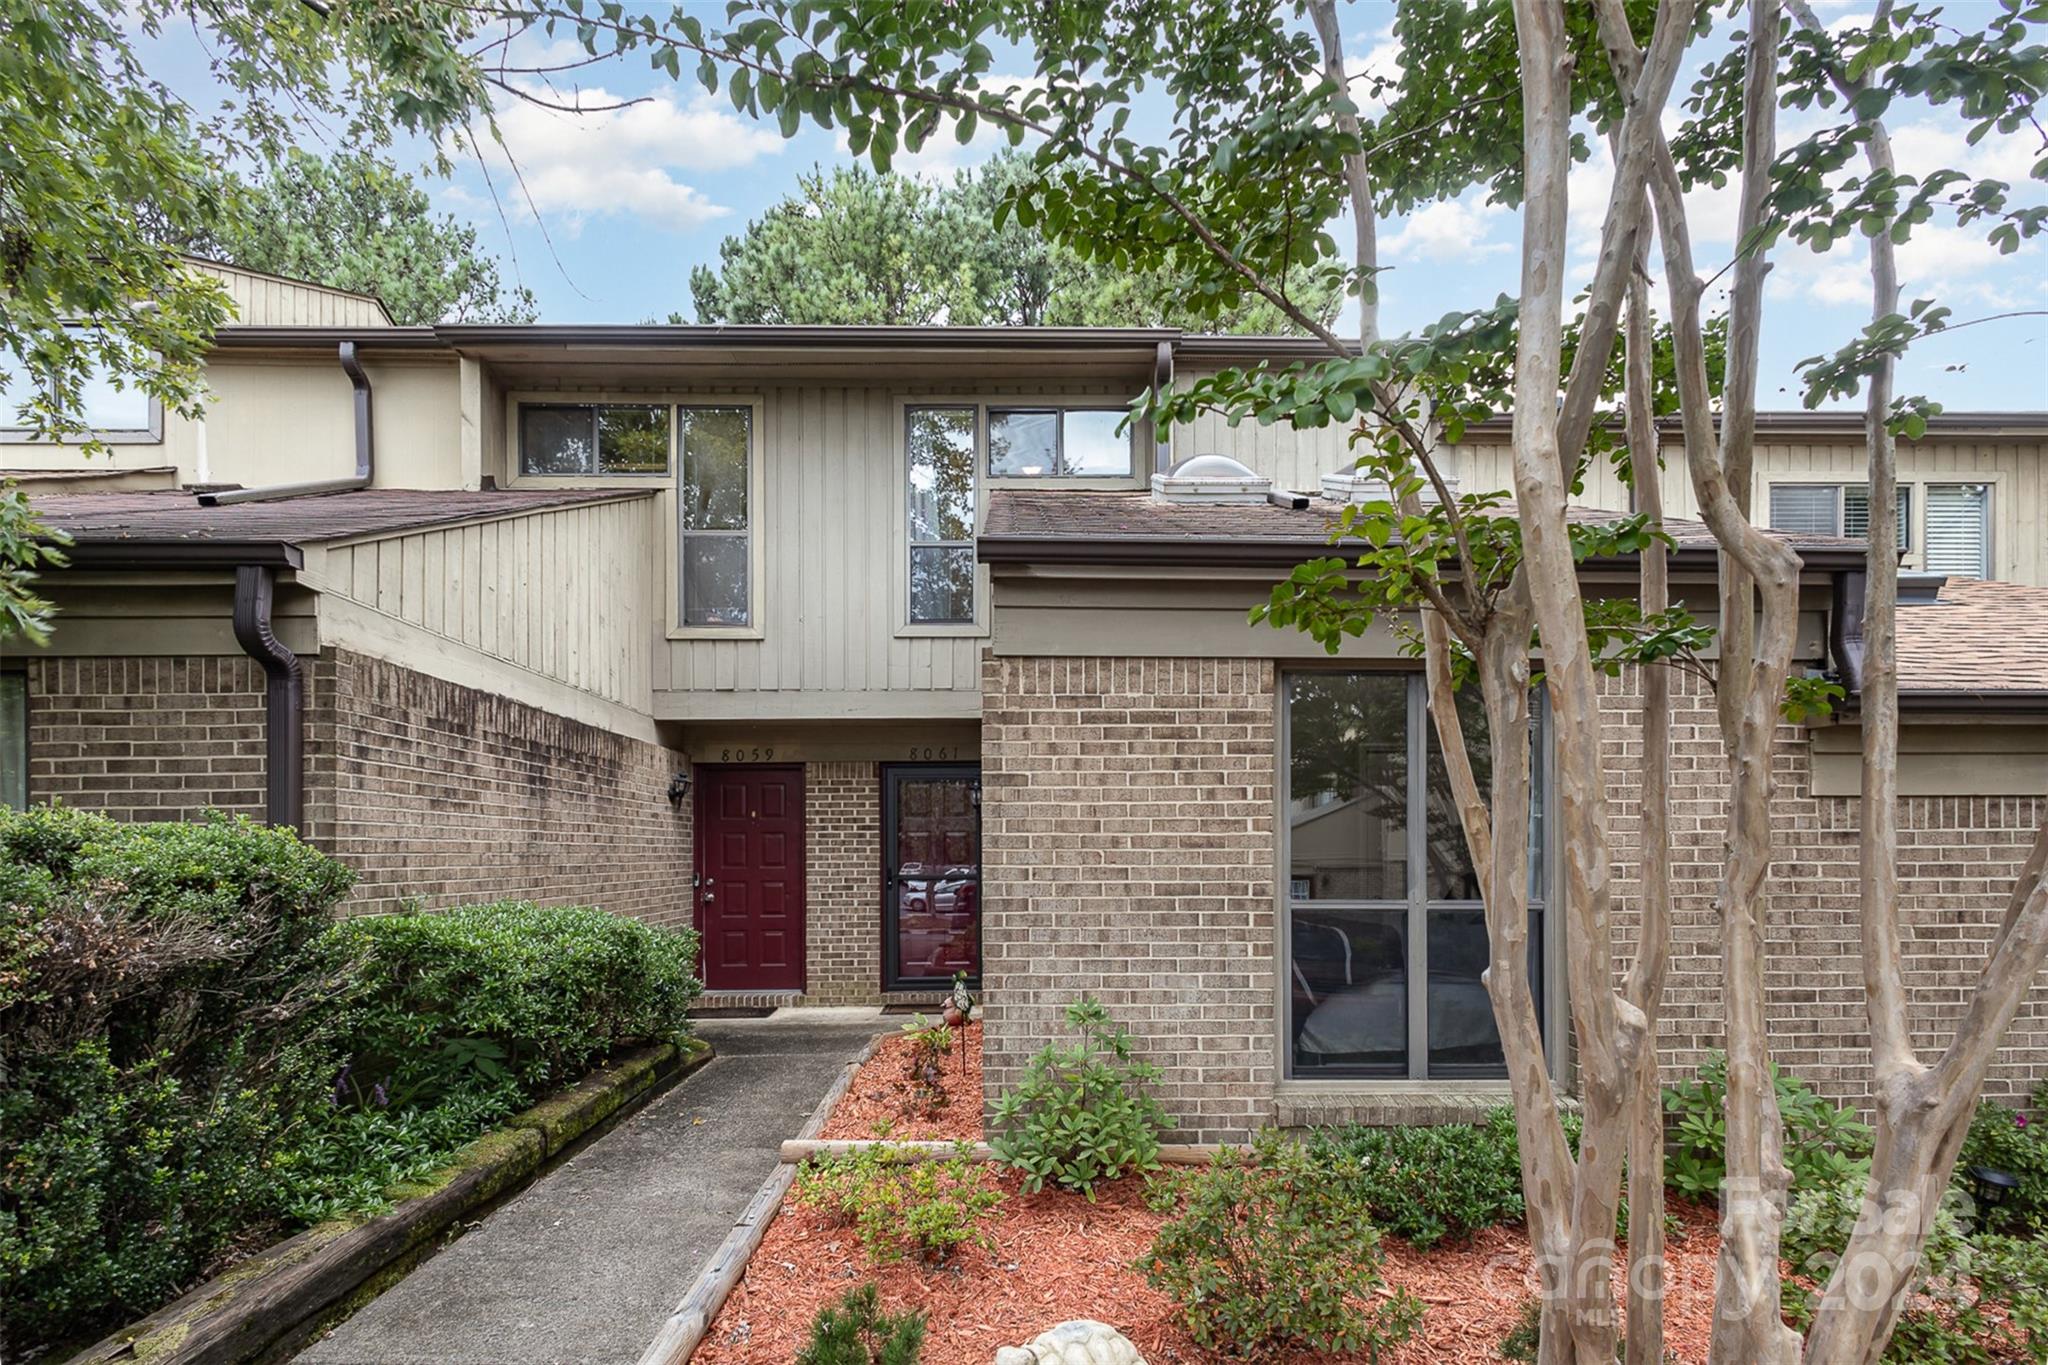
[695,766,806,991]
[883,764,981,990]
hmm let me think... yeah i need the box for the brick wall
[25,656,279,822]
[980,651,2048,1141]
[805,761,882,1002]
[309,650,693,925]
[980,655,1279,1144]
[1602,669,2048,1107]
[27,651,696,928]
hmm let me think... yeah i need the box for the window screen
[678,406,752,626]
[1924,483,1991,579]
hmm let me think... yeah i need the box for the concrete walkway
[296,1010,889,1365]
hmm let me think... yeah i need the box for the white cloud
[468,82,783,232]
[1383,196,1513,262]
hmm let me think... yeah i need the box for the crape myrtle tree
[412,0,2032,1359]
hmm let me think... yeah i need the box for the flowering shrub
[1957,1094,2046,1236]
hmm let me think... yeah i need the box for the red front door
[695,766,805,991]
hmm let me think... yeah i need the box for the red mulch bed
[696,1172,1727,1364]
[702,1023,1735,1363]
[818,1020,983,1142]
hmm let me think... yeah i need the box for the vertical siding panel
[400,534,425,625]
[479,521,500,656]
[423,531,445,636]
[777,384,803,692]
[376,538,402,615]
[822,387,847,691]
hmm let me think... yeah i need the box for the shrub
[0,809,355,1351]
[793,1144,1003,1264]
[1957,1100,2046,1236]
[1969,1233,2048,1360]
[331,900,701,1108]
[1781,1176,2002,1364]
[796,1284,926,1365]
[990,997,1167,1198]
[1665,1052,1871,1202]
[1303,1107,1538,1248]
[898,1014,952,1117]
[1138,1132,1422,1361]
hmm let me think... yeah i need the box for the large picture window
[906,405,977,624]
[1284,672,1548,1081]
[678,406,753,627]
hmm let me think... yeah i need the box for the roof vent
[1899,571,1950,605]
[1319,466,1461,505]
[1151,453,1274,505]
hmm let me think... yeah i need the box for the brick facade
[308,651,693,925]
[24,650,694,929]
[980,656,1280,1144]
[979,652,2048,1142]
[804,761,883,1002]
[26,656,280,822]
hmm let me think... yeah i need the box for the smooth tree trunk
[1620,219,1675,1365]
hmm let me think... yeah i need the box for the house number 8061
[907,746,958,760]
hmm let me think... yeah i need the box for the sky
[174,1,2048,412]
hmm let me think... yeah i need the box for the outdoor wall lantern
[667,771,692,806]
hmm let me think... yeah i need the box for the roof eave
[57,540,305,569]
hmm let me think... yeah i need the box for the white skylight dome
[1151,453,1274,504]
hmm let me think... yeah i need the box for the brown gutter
[230,564,304,830]
[978,533,1872,574]
[200,342,374,506]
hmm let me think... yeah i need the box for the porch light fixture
[667,771,692,806]
[1968,1165,2019,1214]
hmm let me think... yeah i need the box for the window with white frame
[518,402,670,476]
[988,407,1133,477]
[1768,482,1911,552]
[906,406,977,624]
[1284,673,1548,1080]
[677,406,753,627]
[1923,482,1991,578]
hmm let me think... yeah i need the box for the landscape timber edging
[636,1030,885,1365]
[70,1037,714,1365]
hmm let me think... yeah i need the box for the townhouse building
[5,261,2044,1139]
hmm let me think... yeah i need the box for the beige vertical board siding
[656,382,1114,703]
[190,260,393,328]
[302,499,655,710]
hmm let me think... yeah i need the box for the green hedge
[0,807,701,1353]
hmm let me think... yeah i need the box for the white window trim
[1762,472,2005,578]
[1272,666,1565,1090]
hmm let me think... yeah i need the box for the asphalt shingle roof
[1896,578,2048,694]
[29,488,653,547]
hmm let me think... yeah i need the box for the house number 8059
[717,746,776,762]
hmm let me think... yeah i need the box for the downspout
[1830,567,1867,696]
[198,341,374,506]
[232,564,304,830]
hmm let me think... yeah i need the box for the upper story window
[1285,672,1549,1081]
[1768,482,1910,552]
[907,406,977,624]
[1768,479,1992,578]
[1924,482,1991,579]
[678,406,753,627]
[988,407,1132,478]
[1,331,160,440]
[519,402,670,476]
